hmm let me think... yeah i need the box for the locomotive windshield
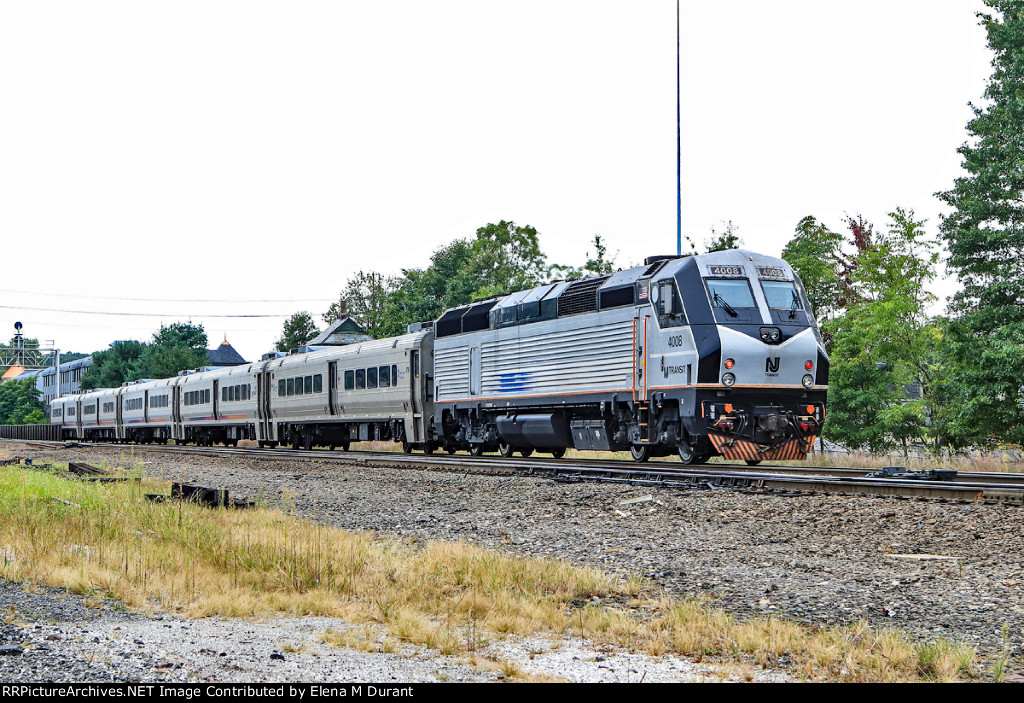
[705,279,756,309]
[761,281,804,310]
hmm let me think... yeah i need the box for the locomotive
[52,249,827,464]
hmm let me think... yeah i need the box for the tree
[324,270,399,339]
[549,234,620,280]
[81,322,210,390]
[937,0,1024,446]
[781,216,845,329]
[705,220,742,252]
[465,220,549,299]
[152,322,207,350]
[385,221,553,335]
[141,344,208,380]
[0,377,46,424]
[276,312,320,352]
[822,209,947,454]
[80,340,146,390]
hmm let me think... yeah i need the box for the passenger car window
[279,380,286,396]
[344,370,354,390]
[304,376,312,394]
[313,375,322,393]
[355,369,365,390]
[379,365,390,388]
[287,378,295,396]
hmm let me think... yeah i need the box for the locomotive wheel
[677,442,699,465]
[423,442,434,455]
[519,449,533,458]
[693,453,711,464]
[745,459,762,466]
[446,445,458,455]
[340,441,350,451]
[469,444,484,457]
[629,445,650,463]
[303,433,313,451]
[291,432,301,450]
[498,441,514,458]
[550,448,566,459]
[402,441,412,454]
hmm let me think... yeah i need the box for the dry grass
[0,466,977,682]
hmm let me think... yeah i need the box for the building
[206,338,248,367]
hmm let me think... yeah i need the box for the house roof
[1,365,26,381]
[206,339,248,366]
[307,316,374,346]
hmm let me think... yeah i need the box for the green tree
[385,221,552,335]
[141,344,208,380]
[781,216,845,329]
[276,312,320,352]
[705,220,742,252]
[80,340,147,390]
[550,234,619,280]
[152,322,207,350]
[466,220,548,298]
[822,209,947,454]
[937,0,1024,446]
[0,377,47,424]
[324,270,399,339]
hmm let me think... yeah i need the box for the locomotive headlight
[802,374,814,388]
[770,328,781,342]
[722,373,736,387]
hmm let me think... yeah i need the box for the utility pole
[676,0,682,256]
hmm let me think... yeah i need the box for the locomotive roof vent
[643,254,685,267]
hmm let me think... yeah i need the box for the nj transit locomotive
[51,250,827,464]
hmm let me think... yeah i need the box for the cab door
[633,313,649,402]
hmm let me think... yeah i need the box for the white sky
[0,1,994,362]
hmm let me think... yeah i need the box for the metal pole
[676,0,682,256]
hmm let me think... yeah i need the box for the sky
[0,1,995,362]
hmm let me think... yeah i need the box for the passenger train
[51,250,828,464]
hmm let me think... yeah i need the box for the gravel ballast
[2,441,1023,681]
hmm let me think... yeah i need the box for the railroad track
[5,438,1024,505]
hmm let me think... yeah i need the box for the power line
[0,289,333,304]
[0,304,289,318]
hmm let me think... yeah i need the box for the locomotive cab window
[761,280,810,324]
[705,278,758,322]
[650,279,687,328]
[761,281,803,310]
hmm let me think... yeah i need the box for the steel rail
[4,438,1023,504]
